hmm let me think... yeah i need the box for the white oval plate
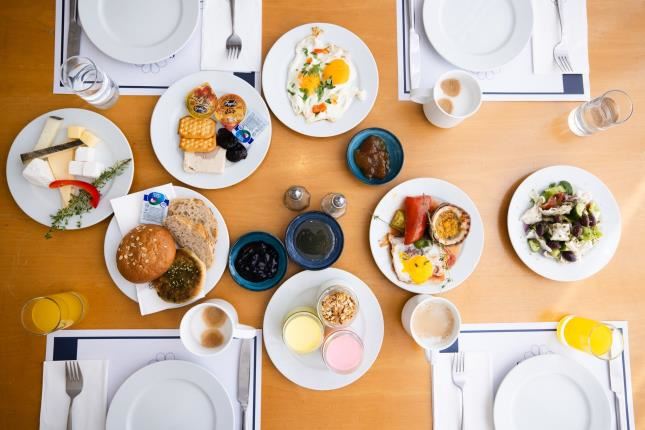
[6,108,134,229]
[263,268,384,390]
[151,71,272,189]
[369,178,484,294]
[507,165,621,282]
[262,23,379,138]
[103,186,230,302]
[106,360,235,430]
[494,354,611,430]
[79,0,200,64]
[423,0,533,72]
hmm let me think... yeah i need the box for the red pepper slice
[404,195,433,244]
[49,180,100,208]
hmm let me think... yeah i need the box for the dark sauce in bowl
[234,241,280,282]
[354,135,390,180]
[294,220,335,260]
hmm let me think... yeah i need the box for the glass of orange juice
[21,292,87,335]
[557,315,623,360]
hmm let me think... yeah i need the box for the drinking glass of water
[568,89,633,136]
[60,56,119,109]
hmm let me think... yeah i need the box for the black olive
[588,212,596,227]
[580,214,590,227]
[547,240,561,250]
[561,251,577,262]
[535,223,545,237]
[226,143,248,162]
[216,128,239,149]
[572,224,582,237]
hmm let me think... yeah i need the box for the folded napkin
[40,360,108,430]
[110,184,207,315]
[432,352,493,430]
[201,0,262,72]
[532,0,589,74]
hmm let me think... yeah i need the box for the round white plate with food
[79,0,200,64]
[263,268,384,390]
[106,360,235,430]
[104,186,230,302]
[369,178,484,294]
[151,71,272,189]
[507,165,621,282]
[6,108,134,231]
[423,0,533,72]
[494,354,611,430]
[262,23,379,137]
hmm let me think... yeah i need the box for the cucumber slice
[528,239,541,252]
[414,238,430,249]
[558,180,574,194]
[542,185,566,200]
[588,201,601,219]
[574,202,586,218]
[550,248,561,259]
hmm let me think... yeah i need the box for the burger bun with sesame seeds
[116,224,177,283]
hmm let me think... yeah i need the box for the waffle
[179,137,216,153]
[178,116,216,139]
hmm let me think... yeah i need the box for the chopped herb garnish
[303,47,308,56]
[287,89,295,96]
[45,158,132,239]
[325,98,332,104]
[299,88,309,101]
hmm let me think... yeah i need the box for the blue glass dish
[285,211,344,271]
[346,127,404,185]
[228,231,288,291]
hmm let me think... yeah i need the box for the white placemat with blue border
[45,328,263,430]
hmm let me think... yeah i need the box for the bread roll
[116,224,176,283]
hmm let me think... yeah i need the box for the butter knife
[238,338,252,430]
[609,357,627,430]
[66,0,82,58]
[408,0,421,91]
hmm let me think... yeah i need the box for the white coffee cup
[401,295,461,362]
[418,70,482,128]
[180,298,256,357]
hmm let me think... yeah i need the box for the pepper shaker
[321,193,347,218]
[284,185,311,211]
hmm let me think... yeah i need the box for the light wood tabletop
[1,1,644,428]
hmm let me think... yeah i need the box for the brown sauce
[354,135,390,180]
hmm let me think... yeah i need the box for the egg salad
[286,27,364,123]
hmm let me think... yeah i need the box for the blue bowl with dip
[346,127,404,185]
[285,211,344,271]
[228,231,288,291]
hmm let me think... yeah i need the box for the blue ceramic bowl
[285,211,344,271]
[346,127,404,185]
[228,231,288,291]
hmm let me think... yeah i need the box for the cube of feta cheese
[22,158,55,187]
[68,160,85,176]
[75,146,96,162]
[549,223,571,241]
[82,161,104,179]
[80,130,101,147]
[67,125,86,139]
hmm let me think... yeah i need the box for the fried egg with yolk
[388,234,449,285]
[286,27,365,123]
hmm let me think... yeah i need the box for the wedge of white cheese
[22,159,55,187]
[34,116,63,150]
[183,148,226,174]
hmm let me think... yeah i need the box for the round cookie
[116,224,176,283]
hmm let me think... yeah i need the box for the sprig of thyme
[45,158,132,239]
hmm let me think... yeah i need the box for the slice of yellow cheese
[47,150,74,206]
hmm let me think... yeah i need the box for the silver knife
[66,0,82,58]
[408,0,421,91]
[609,357,627,430]
[237,338,252,430]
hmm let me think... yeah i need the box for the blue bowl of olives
[228,231,288,291]
[347,128,404,185]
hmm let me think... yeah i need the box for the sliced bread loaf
[167,198,218,243]
[164,214,214,268]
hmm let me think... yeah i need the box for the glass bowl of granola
[316,279,359,329]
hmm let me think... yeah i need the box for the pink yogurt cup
[322,329,364,374]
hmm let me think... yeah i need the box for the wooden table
[1,1,643,428]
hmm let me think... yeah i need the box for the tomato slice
[404,195,432,244]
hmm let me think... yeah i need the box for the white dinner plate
[423,0,533,72]
[507,165,621,282]
[263,268,384,390]
[103,186,230,302]
[494,354,611,430]
[262,23,379,138]
[6,108,134,230]
[78,0,200,64]
[369,178,484,294]
[151,71,272,189]
[106,360,235,430]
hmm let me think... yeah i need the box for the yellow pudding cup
[282,308,324,354]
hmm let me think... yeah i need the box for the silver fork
[225,0,242,59]
[65,361,84,430]
[451,352,467,430]
[553,0,573,73]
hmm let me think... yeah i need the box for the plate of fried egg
[369,178,484,294]
[262,23,379,137]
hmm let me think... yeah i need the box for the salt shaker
[321,193,347,218]
[284,185,311,211]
